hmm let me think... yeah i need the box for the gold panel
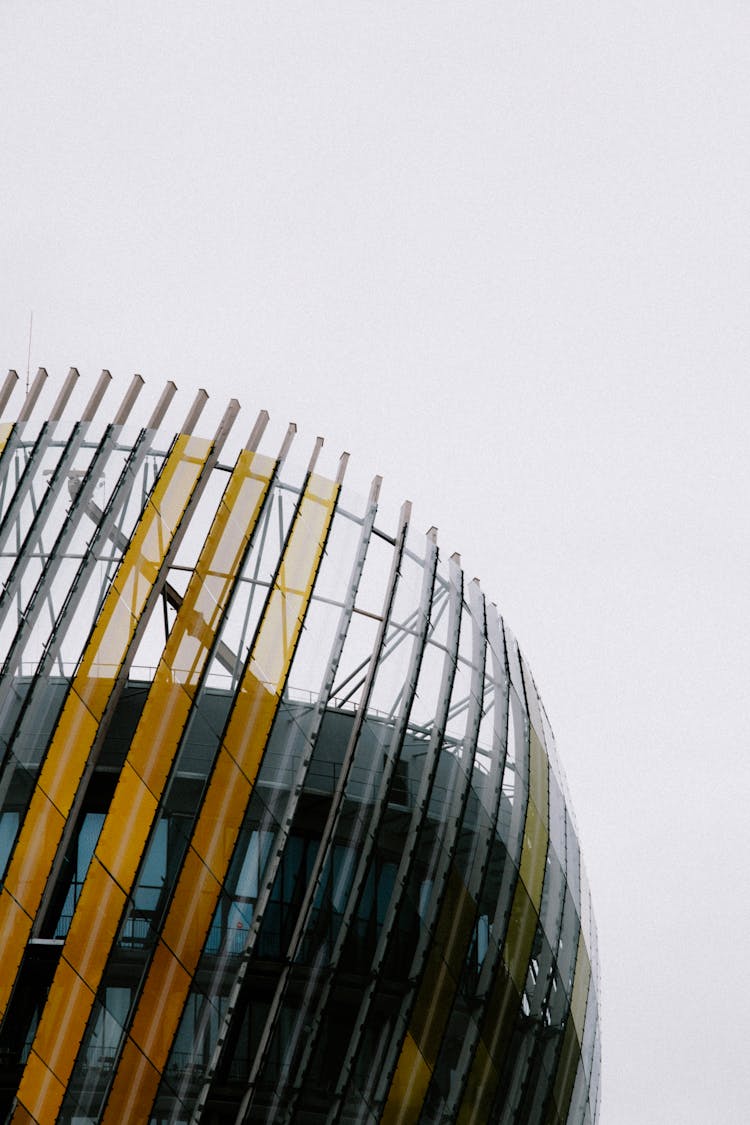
[456,1039,499,1125]
[519,798,548,908]
[3,791,65,915]
[160,847,222,966]
[188,750,250,875]
[12,1051,66,1125]
[551,1017,581,1122]
[12,444,276,1121]
[570,931,591,1041]
[224,675,279,773]
[27,958,94,1080]
[382,867,476,1118]
[148,434,211,527]
[410,947,457,1068]
[101,472,339,1122]
[529,725,549,817]
[9,1106,35,1125]
[503,877,538,992]
[457,866,542,1121]
[63,859,127,981]
[456,964,520,1125]
[95,762,159,885]
[0,434,213,1094]
[36,701,99,818]
[127,940,193,1064]
[0,890,31,1021]
[102,1041,162,1121]
[381,1032,433,1125]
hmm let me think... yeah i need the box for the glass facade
[0,371,600,1124]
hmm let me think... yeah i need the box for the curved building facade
[0,368,600,1125]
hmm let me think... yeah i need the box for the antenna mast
[25,311,33,394]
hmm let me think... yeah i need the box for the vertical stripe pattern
[0,379,599,1125]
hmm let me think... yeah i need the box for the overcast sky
[2,4,750,1121]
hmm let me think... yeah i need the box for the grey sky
[2,4,750,1121]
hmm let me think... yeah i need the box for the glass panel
[0,433,210,1018]
[570,933,591,1041]
[504,878,538,993]
[0,810,19,876]
[552,1018,581,1122]
[128,940,193,1065]
[95,762,159,886]
[63,858,127,981]
[102,1039,162,1121]
[3,789,65,914]
[100,473,339,1122]
[382,1032,432,1123]
[519,798,547,908]
[13,1051,65,1125]
[126,681,193,794]
[161,848,222,965]
[16,444,276,1112]
[24,958,93,1088]
[188,751,250,878]
[0,889,38,1016]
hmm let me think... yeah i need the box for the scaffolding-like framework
[0,370,600,1125]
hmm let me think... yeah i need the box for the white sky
[2,4,749,1121]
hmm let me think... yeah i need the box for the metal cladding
[0,371,600,1125]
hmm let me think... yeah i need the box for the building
[0,368,600,1124]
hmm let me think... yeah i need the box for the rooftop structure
[0,369,600,1124]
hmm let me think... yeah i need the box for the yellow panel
[380,864,477,1120]
[3,790,65,915]
[458,882,539,1120]
[12,1050,66,1125]
[249,476,337,688]
[128,941,193,1064]
[529,726,548,814]
[63,859,127,981]
[456,1039,499,1125]
[570,931,591,1041]
[552,1017,581,1120]
[111,525,160,617]
[456,873,541,1124]
[432,867,476,978]
[409,948,457,1068]
[36,700,99,817]
[0,434,212,1071]
[149,434,211,527]
[101,472,339,1122]
[188,751,250,877]
[10,1106,35,1125]
[11,445,276,1122]
[381,1032,433,1125]
[225,674,279,775]
[126,679,194,792]
[103,1040,163,1121]
[160,847,222,967]
[519,798,548,908]
[249,587,304,688]
[0,890,32,1022]
[455,963,521,1125]
[95,762,159,885]
[483,966,521,1064]
[27,958,94,1080]
[0,421,14,448]
[405,866,476,1077]
[503,877,538,992]
[74,614,132,715]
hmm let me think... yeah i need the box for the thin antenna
[25,311,33,394]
